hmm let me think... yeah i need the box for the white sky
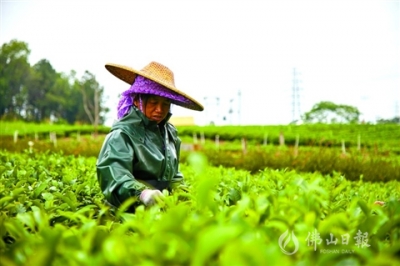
[1,0,399,125]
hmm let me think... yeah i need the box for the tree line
[2,40,397,127]
[0,39,108,125]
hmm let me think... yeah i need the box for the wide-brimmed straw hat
[105,61,204,111]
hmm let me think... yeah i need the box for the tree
[60,70,84,124]
[0,39,109,125]
[376,116,400,124]
[25,59,58,122]
[0,40,31,119]
[79,71,107,133]
[50,72,76,123]
[302,101,361,124]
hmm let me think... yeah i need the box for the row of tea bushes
[0,150,399,265]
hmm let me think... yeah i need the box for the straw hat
[105,61,204,111]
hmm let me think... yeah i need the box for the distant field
[178,123,400,153]
[177,123,400,143]
[0,121,109,137]
[1,120,400,151]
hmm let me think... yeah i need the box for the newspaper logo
[279,230,299,255]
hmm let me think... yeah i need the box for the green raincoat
[96,106,184,208]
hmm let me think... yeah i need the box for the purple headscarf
[117,75,172,119]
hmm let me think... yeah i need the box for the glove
[140,189,164,206]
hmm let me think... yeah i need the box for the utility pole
[292,68,301,123]
[204,96,221,125]
[228,98,234,124]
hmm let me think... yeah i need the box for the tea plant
[0,150,399,265]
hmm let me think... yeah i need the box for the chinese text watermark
[279,229,370,255]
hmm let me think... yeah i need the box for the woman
[96,61,203,209]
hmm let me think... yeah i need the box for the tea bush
[182,147,400,182]
[0,150,399,265]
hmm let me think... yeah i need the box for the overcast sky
[1,0,399,125]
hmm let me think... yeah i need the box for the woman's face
[136,95,171,124]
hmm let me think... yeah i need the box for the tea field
[0,149,399,265]
[1,121,400,265]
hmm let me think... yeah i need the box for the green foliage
[26,59,59,122]
[0,40,31,119]
[3,121,400,154]
[177,123,400,153]
[302,101,361,124]
[189,147,400,182]
[0,121,110,137]
[2,121,400,182]
[0,39,109,124]
[0,150,399,265]
[377,116,400,124]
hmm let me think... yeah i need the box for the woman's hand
[140,189,164,206]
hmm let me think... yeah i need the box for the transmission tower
[292,68,302,123]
